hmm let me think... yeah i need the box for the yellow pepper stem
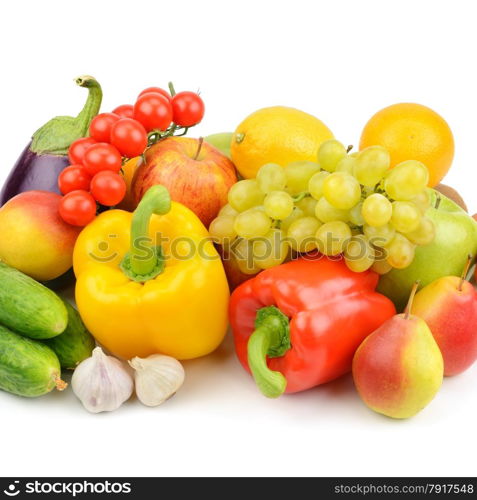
[120,185,171,282]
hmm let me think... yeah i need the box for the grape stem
[292,192,309,203]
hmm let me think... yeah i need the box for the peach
[0,191,81,281]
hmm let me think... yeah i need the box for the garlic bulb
[129,354,185,407]
[72,347,134,413]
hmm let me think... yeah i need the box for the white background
[0,0,476,478]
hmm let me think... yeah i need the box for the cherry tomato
[112,104,134,119]
[89,113,120,142]
[59,190,97,227]
[133,93,173,132]
[68,137,97,165]
[110,118,148,158]
[90,171,127,207]
[83,143,122,176]
[171,91,205,127]
[58,165,92,195]
[138,87,171,101]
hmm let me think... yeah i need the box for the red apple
[132,137,238,227]
[0,191,81,281]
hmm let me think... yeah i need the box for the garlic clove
[72,347,134,413]
[129,354,185,407]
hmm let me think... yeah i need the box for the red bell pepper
[229,255,396,398]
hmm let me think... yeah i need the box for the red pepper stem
[247,306,291,398]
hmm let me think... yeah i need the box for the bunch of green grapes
[209,139,435,274]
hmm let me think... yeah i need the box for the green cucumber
[0,324,66,397]
[43,301,95,369]
[0,261,68,339]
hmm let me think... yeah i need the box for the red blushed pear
[0,191,81,281]
[352,283,444,419]
[132,137,238,227]
[412,257,477,376]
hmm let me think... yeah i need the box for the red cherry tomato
[90,171,127,207]
[83,143,122,176]
[110,118,148,158]
[89,113,120,142]
[59,190,97,227]
[68,137,97,165]
[138,87,171,102]
[171,91,205,127]
[58,165,92,195]
[112,104,134,119]
[133,93,173,132]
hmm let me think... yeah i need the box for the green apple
[205,132,233,159]
[377,190,477,311]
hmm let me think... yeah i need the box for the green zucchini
[43,301,95,369]
[0,324,66,397]
[0,261,67,339]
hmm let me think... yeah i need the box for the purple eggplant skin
[0,75,102,207]
[0,143,69,205]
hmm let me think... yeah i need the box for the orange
[359,103,454,187]
[117,156,141,211]
[231,106,333,179]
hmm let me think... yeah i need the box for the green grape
[344,235,375,272]
[218,203,239,217]
[406,217,435,246]
[318,140,347,172]
[286,216,321,252]
[263,191,294,220]
[323,172,362,210]
[363,223,396,247]
[209,215,237,245]
[315,196,349,223]
[308,171,330,200]
[234,208,271,239]
[371,259,393,275]
[316,221,352,256]
[281,207,304,232]
[256,163,287,193]
[386,233,415,269]
[233,239,262,275]
[335,156,356,174]
[384,160,430,200]
[412,190,431,214]
[361,193,392,227]
[228,179,264,212]
[252,229,288,269]
[353,146,391,187]
[295,196,317,217]
[285,161,320,195]
[391,201,421,233]
[349,202,365,226]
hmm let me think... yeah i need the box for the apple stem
[458,254,473,291]
[346,145,353,153]
[404,281,420,320]
[193,137,204,160]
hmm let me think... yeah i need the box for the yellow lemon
[231,106,333,179]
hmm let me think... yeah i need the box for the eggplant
[0,75,102,206]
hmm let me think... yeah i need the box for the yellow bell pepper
[73,185,230,360]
